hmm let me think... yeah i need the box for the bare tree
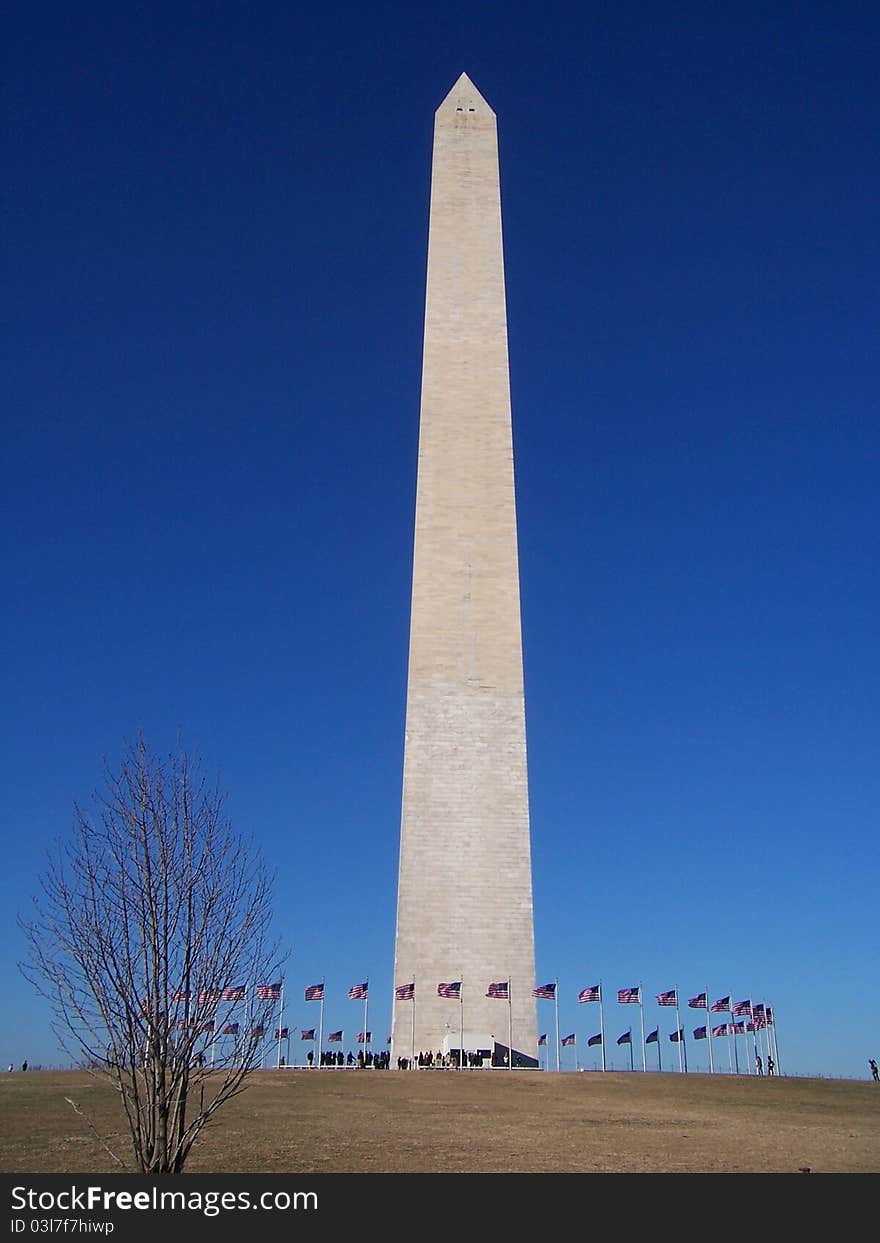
[19,735,288,1173]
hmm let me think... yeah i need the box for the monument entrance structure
[391,75,538,1067]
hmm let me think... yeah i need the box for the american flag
[222,985,247,1002]
[618,987,640,1004]
[486,981,509,999]
[175,1019,187,1030]
[256,982,282,1001]
[171,990,189,1003]
[251,1025,265,1038]
[656,990,678,1007]
[274,1027,289,1040]
[733,999,751,1017]
[327,1029,343,1042]
[766,1007,774,1025]
[617,1030,632,1045]
[712,1023,729,1037]
[693,1025,707,1040]
[688,993,707,1009]
[437,981,461,999]
[395,982,415,1000]
[300,1028,315,1040]
[304,983,324,1002]
[356,1032,371,1043]
[578,985,600,1003]
[537,1034,547,1046]
[198,1020,215,1034]
[222,1023,239,1036]
[561,1033,575,1046]
[532,982,556,999]
[711,996,730,1013]
[753,1003,765,1018]
[733,1021,745,1035]
[348,982,368,1001]
[197,989,221,1006]
[588,1033,602,1047]
[646,1028,659,1044]
[669,1029,684,1042]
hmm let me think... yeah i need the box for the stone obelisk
[391,73,537,1063]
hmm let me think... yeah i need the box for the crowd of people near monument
[396,1049,499,1070]
[295,1047,498,1070]
[301,1049,391,1069]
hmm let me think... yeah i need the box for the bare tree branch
[20,733,288,1173]
[64,1098,126,1169]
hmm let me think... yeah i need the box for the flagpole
[749,1002,758,1072]
[638,984,646,1072]
[276,981,285,1069]
[629,1033,634,1071]
[259,1011,266,1069]
[675,994,683,1073]
[554,979,560,1073]
[411,978,416,1068]
[753,1008,762,1072]
[459,977,464,1070]
[755,1004,770,1064]
[705,988,714,1074]
[318,983,324,1069]
[246,979,253,1069]
[507,980,512,1071]
[765,1004,774,1069]
[731,989,740,1073]
[769,1004,781,1074]
[599,981,606,1072]
[364,980,369,1061]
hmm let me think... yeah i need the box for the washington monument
[391,74,538,1063]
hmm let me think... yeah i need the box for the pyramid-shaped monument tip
[437,72,494,116]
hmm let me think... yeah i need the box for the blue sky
[3,1,878,1081]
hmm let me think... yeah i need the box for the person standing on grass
[756,1054,763,1075]
[870,1058,879,1082]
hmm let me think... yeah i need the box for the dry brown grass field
[1,1067,877,1175]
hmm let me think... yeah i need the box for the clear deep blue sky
[3,2,878,1080]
